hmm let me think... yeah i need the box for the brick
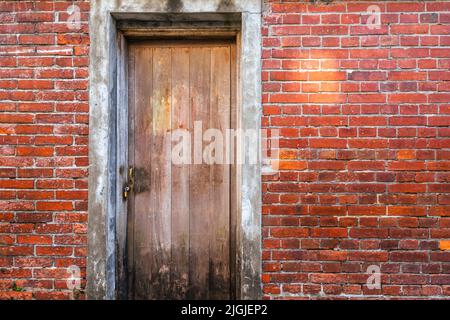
[36,246,73,256]
[310,206,346,216]
[0,114,34,123]
[389,93,428,103]
[278,161,307,170]
[388,184,426,193]
[389,71,427,81]
[17,235,52,245]
[350,49,389,59]
[17,80,54,90]
[0,246,34,256]
[311,228,347,238]
[36,202,73,211]
[388,206,427,217]
[391,25,429,35]
[16,147,54,157]
[390,252,428,262]
[350,228,389,238]
[388,161,426,171]
[348,252,389,262]
[57,34,89,45]
[270,228,308,238]
[16,12,54,22]
[348,206,386,215]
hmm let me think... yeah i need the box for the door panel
[127,41,235,300]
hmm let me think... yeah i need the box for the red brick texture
[0,0,449,300]
[262,1,450,299]
[0,1,89,299]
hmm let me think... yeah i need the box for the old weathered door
[127,40,236,299]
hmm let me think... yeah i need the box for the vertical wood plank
[170,47,190,299]
[188,47,211,299]
[149,47,172,299]
[132,46,153,299]
[209,46,231,299]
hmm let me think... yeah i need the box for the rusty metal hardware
[123,167,134,200]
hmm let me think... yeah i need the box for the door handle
[123,167,134,200]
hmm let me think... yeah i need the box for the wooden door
[127,40,236,300]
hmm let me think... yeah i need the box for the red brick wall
[0,0,449,300]
[0,1,89,299]
[262,1,450,298]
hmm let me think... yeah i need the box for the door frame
[87,1,262,300]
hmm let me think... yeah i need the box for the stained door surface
[127,40,236,299]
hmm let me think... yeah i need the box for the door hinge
[123,167,134,200]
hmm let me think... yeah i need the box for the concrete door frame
[87,0,262,300]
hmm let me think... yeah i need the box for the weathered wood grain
[128,41,235,300]
[170,47,190,299]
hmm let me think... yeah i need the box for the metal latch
[123,167,134,200]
